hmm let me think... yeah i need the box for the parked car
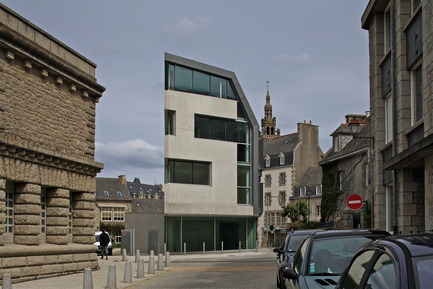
[93,231,113,256]
[274,229,322,289]
[283,229,391,289]
[336,233,433,289]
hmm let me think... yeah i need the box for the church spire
[261,81,280,139]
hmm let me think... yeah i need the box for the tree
[281,200,309,223]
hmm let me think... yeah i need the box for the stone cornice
[0,138,103,177]
[0,24,105,102]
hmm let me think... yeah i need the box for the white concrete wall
[164,90,253,216]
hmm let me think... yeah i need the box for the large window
[5,181,14,234]
[167,64,237,100]
[167,159,211,185]
[411,63,423,124]
[195,115,249,143]
[238,165,251,204]
[101,207,125,222]
[279,172,286,186]
[165,110,176,135]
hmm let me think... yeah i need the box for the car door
[286,236,310,289]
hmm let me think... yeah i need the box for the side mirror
[273,247,281,253]
[283,267,299,280]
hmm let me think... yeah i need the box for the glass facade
[165,216,257,252]
[167,63,237,100]
[167,159,211,185]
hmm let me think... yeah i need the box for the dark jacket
[100,231,110,247]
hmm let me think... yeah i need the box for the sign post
[346,194,363,210]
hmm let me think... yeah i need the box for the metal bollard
[157,254,164,271]
[2,273,12,289]
[239,241,241,252]
[106,264,117,289]
[221,241,224,254]
[164,243,167,257]
[137,259,145,278]
[165,252,171,267]
[83,268,93,289]
[123,261,132,283]
[184,243,186,255]
[203,242,206,254]
[148,254,155,275]
[135,249,140,263]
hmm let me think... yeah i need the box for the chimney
[118,175,127,184]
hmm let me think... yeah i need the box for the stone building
[362,0,433,233]
[261,88,280,139]
[259,121,323,247]
[0,4,105,282]
[319,114,371,229]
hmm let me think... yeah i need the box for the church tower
[261,84,280,139]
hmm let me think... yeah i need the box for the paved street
[128,248,277,289]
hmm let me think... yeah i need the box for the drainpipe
[390,0,399,235]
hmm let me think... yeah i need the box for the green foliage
[321,164,342,222]
[363,201,371,228]
[281,200,309,223]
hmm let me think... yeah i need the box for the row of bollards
[1,249,171,289]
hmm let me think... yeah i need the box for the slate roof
[262,133,298,168]
[130,199,164,214]
[299,166,323,186]
[127,178,164,199]
[95,177,132,201]
[320,118,371,166]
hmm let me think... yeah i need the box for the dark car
[274,230,322,289]
[336,233,433,289]
[283,229,391,289]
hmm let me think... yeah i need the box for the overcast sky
[2,0,370,185]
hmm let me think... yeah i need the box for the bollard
[123,261,132,283]
[2,273,12,289]
[221,241,224,254]
[150,250,154,257]
[83,268,93,289]
[239,241,241,252]
[183,243,186,255]
[106,264,117,289]
[148,254,155,275]
[122,248,128,261]
[165,252,171,267]
[137,259,145,278]
[135,249,140,263]
[157,254,164,271]
[256,240,259,252]
[164,243,167,257]
[203,242,205,254]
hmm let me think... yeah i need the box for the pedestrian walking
[100,228,110,260]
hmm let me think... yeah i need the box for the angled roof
[299,166,322,186]
[320,118,371,166]
[130,199,164,214]
[262,133,298,168]
[96,177,132,201]
[127,178,164,199]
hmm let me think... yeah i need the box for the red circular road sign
[346,194,363,210]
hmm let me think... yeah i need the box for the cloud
[162,15,211,35]
[273,53,312,63]
[96,139,163,170]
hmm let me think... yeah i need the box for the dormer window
[103,191,109,197]
[279,152,285,165]
[116,191,123,197]
[265,155,271,167]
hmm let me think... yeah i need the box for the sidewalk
[7,250,166,289]
[5,249,268,289]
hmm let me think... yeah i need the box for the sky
[2,0,370,186]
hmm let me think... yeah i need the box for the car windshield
[414,255,433,289]
[286,235,308,252]
[308,236,380,276]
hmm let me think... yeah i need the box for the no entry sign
[346,194,363,210]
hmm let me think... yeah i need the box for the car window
[365,253,396,289]
[293,238,309,273]
[286,235,307,252]
[414,256,433,289]
[341,250,375,289]
[309,236,379,275]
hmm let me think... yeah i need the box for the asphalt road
[128,248,278,289]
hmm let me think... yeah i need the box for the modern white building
[163,53,261,252]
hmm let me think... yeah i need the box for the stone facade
[362,0,433,233]
[0,4,104,282]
